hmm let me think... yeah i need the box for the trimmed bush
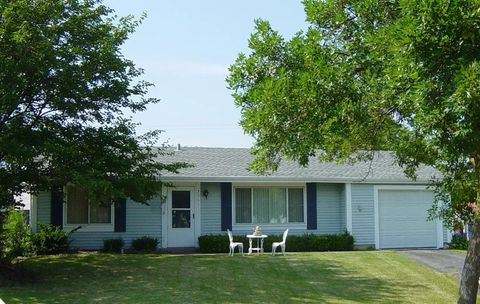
[449,235,469,250]
[32,223,80,255]
[198,232,354,253]
[198,235,244,253]
[131,236,158,252]
[103,239,124,253]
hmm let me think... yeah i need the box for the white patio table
[246,234,268,255]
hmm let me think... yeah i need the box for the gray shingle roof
[157,147,438,183]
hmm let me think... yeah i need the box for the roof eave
[159,175,438,184]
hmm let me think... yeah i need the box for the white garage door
[378,190,437,249]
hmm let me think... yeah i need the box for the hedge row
[198,232,354,253]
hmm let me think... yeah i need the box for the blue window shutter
[51,185,63,228]
[306,183,317,230]
[114,198,127,232]
[221,183,232,231]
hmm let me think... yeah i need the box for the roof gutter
[158,175,439,184]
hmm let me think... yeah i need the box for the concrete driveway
[399,250,466,280]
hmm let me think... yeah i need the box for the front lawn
[449,249,468,254]
[0,251,458,303]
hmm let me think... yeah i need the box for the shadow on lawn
[1,253,431,303]
[216,255,409,303]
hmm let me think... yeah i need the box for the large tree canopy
[228,0,480,302]
[0,0,186,206]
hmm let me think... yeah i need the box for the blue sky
[103,1,307,148]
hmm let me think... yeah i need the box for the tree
[1,0,189,266]
[0,0,187,209]
[227,0,480,302]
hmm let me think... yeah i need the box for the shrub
[198,231,354,253]
[285,232,354,252]
[103,239,124,253]
[449,235,469,250]
[131,236,158,252]
[32,223,80,255]
[198,235,247,253]
[1,209,33,265]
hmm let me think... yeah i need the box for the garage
[377,189,440,249]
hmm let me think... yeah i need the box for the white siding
[200,183,222,235]
[340,185,346,231]
[36,193,162,250]
[316,184,345,234]
[443,226,449,243]
[73,197,162,249]
[33,183,397,248]
[351,184,375,245]
[36,191,51,224]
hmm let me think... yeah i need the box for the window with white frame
[66,185,112,225]
[235,187,304,224]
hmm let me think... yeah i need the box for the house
[30,147,450,250]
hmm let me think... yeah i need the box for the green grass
[0,251,459,303]
[449,249,467,254]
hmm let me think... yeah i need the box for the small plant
[32,223,80,255]
[1,209,33,265]
[131,236,158,252]
[103,239,124,253]
[449,235,469,250]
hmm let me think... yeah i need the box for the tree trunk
[458,218,480,304]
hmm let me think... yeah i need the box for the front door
[167,188,195,247]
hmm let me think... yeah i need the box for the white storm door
[167,188,195,247]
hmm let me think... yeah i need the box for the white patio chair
[272,229,289,256]
[227,229,244,256]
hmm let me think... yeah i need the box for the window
[66,185,112,225]
[235,187,304,224]
[171,190,191,228]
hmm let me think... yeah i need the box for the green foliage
[131,236,158,252]
[32,224,80,255]
[198,234,237,253]
[0,252,460,303]
[0,0,189,211]
[227,0,480,227]
[449,235,469,250]
[103,239,124,253]
[0,209,32,265]
[198,232,354,253]
[285,232,355,252]
[228,3,480,299]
